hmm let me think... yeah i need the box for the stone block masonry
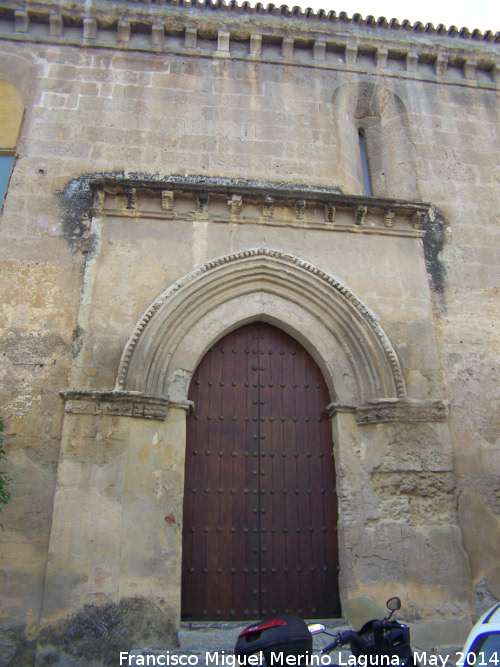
[0,0,498,663]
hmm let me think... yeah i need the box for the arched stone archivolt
[116,248,406,407]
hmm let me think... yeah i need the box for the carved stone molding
[325,202,336,223]
[171,399,195,414]
[326,403,357,416]
[262,196,274,218]
[116,247,406,405]
[161,190,174,211]
[230,194,242,218]
[92,177,431,239]
[326,398,449,424]
[60,390,171,421]
[355,205,367,227]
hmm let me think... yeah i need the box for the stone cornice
[0,0,498,91]
[327,398,449,424]
[91,175,431,238]
[2,0,499,41]
[59,390,193,420]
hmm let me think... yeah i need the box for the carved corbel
[230,194,242,218]
[263,196,274,218]
[492,64,500,87]
[92,189,105,214]
[435,54,448,76]
[162,190,174,211]
[345,42,358,66]
[406,51,419,72]
[282,37,294,60]
[117,20,131,44]
[152,24,164,48]
[250,34,262,56]
[217,30,230,54]
[295,200,306,220]
[185,27,197,49]
[198,192,209,218]
[325,203,336,224]
[464,60,478,80]
[14,10,29,32]
[376,47,388,68]
[50,14,63,37]
[385,210,395,228]
[313,41,326,61]
[355,205,367,227]
[413,210,426,231]
[83,17,97,40]
[124,187,137,211]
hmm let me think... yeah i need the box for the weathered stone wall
[409,83,500,613]
[0,1,498,663]
[37,408,183,664]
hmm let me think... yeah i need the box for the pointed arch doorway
[181,322,340,621]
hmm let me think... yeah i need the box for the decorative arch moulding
[115,247,406,406]
[90,176,431,238]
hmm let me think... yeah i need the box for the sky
[291,0,500,33]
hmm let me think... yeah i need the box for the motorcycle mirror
[308,623,326,635]
[386,597,401,611]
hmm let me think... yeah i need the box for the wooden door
[181,322,340,621]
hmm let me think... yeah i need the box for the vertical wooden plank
[204,341,223,617]
[263,324,287,616]
[232,325,254,618]
[217,329,237,617]
[257,323,272,617]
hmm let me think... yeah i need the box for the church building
[0,0,498,663]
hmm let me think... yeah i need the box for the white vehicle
[459,603,500,667]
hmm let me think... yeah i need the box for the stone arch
[0,50,36,107]
[116,249,406,406]
[332,82,418,199]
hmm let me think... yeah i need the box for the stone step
[127,619,348,667]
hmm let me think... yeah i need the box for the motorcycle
[234,596,414,667]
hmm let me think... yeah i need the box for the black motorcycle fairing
[347,618,412,660]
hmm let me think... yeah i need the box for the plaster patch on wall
[167,369,192,403]
[370,471,457,527]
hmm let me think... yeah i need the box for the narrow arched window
[0,80,24,211]
[358,129,372,196]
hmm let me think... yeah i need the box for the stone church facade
[0,0,499,663]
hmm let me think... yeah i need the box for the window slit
[358,129,372,196]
